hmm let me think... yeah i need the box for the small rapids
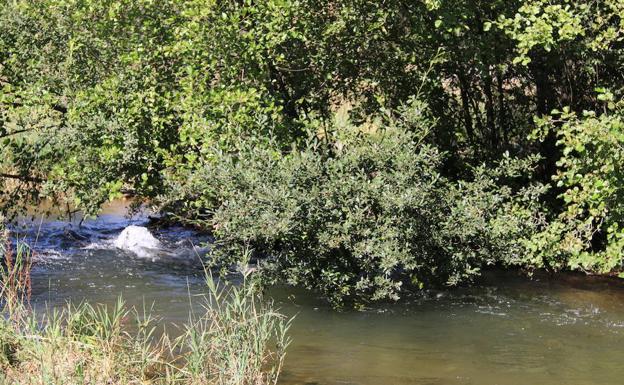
[7,201,624,385]
[12,205,211,266]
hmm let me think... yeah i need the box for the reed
[0,231,32,322]
[0,235,290,385]
[181,275,290,385]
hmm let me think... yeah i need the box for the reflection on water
[11,204,624,385]
[276,276,624,385]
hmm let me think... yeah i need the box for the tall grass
[182,277,290,385]
[0,231,32,319]
[0,233,291,385]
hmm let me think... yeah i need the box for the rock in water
[114,225,162,258]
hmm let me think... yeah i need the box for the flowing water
[11,202,624,385]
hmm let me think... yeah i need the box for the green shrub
[177,101,545,306]
[529,98,624,274]
[435,153,548,280]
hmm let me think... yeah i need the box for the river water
[11,202,624,385]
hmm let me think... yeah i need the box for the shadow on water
[9,201,624,385]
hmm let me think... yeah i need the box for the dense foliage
[1,0,623,305]
[183,101,545,305]
[528,98,624,274]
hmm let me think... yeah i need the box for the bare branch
[0,173,44,183]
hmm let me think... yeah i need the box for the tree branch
[6,101,67,114]
[0,128,33,139]
[0,173,44,183]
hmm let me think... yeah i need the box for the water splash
[113,225,163,259]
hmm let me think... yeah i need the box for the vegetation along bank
[1,0,624,308]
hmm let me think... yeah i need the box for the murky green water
[276,276,624,385]
[13,204,624,385]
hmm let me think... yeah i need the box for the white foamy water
[113,225,163,259]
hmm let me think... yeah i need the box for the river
[11,202,624,385]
